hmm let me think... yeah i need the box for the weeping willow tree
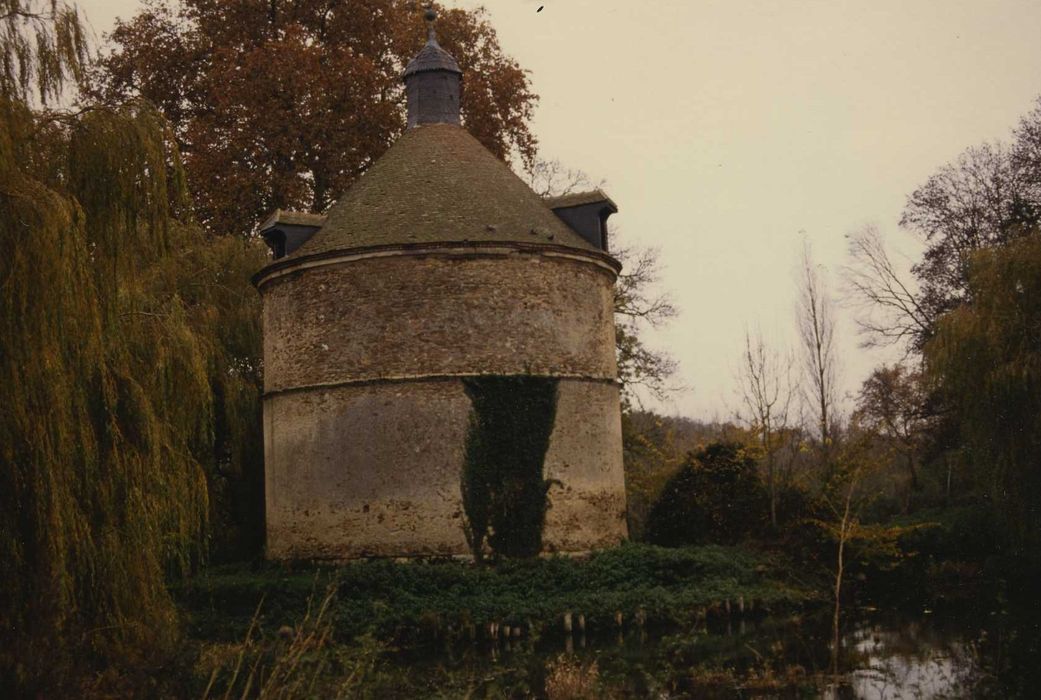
[0,0,88,104]
[0,2,265,691]
[925,227,1041,556]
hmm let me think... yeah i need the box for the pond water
[389,602,1041,698]
[833,614,985,699]
[827,605,1040,699]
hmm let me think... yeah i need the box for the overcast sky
[80,0,1041,421]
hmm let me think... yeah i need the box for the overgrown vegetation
[162,543,817,696]
[197,587,387,700]
[461,376,559,560]
[924,229,1041,555]
[1,47,247,700]
[178,544,815,645]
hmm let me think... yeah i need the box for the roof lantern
[403,8,462,128]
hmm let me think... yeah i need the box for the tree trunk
[832,528,844,676]
[832,479,855,676]
[907,448,920,490]
[767,444,777,529]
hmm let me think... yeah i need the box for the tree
[901,141,1039,325]
[808,432,915,675]
[0,0,88,103]
[737,329,794,528]
[924,227,1041,555]
[526,157,602,198]
[1012,96,1041,210]
[613,243,678,404]
[797,241,840,457]
[97,0,538,238]
[1,3,266,692]
[848,99,1041,352]
[845,225,934,350]
[852,363,928,500]
[621,411,680,540]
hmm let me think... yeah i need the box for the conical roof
[403,37,461,77]
[290,123,597,257]
[404,8,462,78]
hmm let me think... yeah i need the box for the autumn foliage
[96,0,539,238]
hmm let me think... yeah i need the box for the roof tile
[291,124,596,257]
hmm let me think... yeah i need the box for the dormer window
[599,207,612,253]
[258,209,326,260]
[543,189,619,252]
[266,229,287,259]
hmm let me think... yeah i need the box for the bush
[645,443,767,546]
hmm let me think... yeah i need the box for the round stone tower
[254,15,628,559]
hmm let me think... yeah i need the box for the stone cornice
[252,240,622,290]
[262,372,621,399]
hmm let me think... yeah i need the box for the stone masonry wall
[260,250,618,394]
[260,248,627,559]
[264,380,472,559]
[542,380,628,553]
[264,378,626,559]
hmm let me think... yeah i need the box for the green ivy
[461,376,559,560]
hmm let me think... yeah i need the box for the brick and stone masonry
[253,13,629,559]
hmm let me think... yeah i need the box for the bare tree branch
[843,225,934,351]
[736,328,795,527]
[525,157,603,197]
[797,240,840,454]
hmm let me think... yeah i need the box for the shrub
[645,443,767,546]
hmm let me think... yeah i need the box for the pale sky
[80,0,1041,421]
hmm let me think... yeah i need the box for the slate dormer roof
[258,209,326,232]
[544,189,618,213]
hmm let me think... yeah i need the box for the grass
[176,543,819,647]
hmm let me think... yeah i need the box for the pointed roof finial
[424,5,438,43]
[404,5,461,79]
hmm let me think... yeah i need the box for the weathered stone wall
[259,249,617,393]
[264,380,472,559]
[542,380,628,553]
[260,248,627,559]
[264,378,626,559]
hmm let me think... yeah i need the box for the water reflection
[824,617,983,699]
[390,604,1039,698]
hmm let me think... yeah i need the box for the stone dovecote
[254,12,629,559]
